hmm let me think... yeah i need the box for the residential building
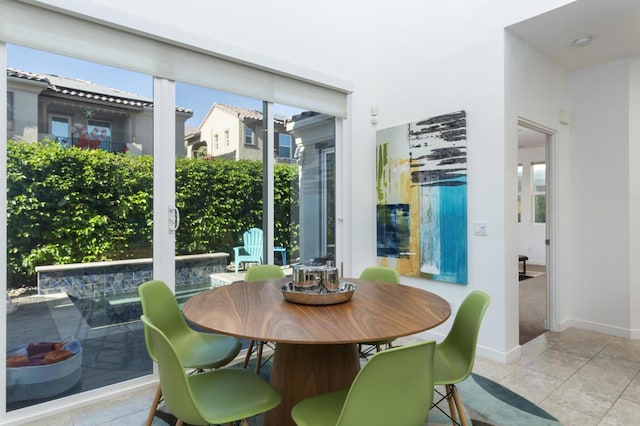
[185,102,295,163]
[7,67,191,156]
[286,111,336,262]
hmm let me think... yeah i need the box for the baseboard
[476,343,521,364]
[559,318,638,339]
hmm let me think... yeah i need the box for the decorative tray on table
[281,281,356,306]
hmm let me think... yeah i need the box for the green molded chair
[359,266,400,283]
[242,264,285,373]
[141,315,281,426]
[431,290,491,426]
[138,280,242,426]
[358,266,401,358]
[291,340,436,426]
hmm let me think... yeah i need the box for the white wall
[505,31,571,340]
[517,146,547,265]
[507,22,640,339]
[371,0,574,361]
[371,2,503,359]
[6,79,42,142]
[567,59,631,335]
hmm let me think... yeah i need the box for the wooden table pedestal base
[264,342,360,426]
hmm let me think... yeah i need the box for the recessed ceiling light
[572,35,592,47]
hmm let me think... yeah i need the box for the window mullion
[262,101,275,264]
[152,77,176,290]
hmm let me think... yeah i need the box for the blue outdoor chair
[233,228,286,273]
[233,228,264,273]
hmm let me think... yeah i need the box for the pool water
[67,287,208,329]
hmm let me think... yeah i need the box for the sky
[7,44,303,129]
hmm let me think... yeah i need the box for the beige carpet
[519,271,547,345]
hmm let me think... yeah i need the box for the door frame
[153,77,176,291]
[517,117,559,333]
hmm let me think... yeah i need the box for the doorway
[517,120,552,345]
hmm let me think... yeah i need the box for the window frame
[320,146,336,256]
[245,127,255,145]
[50,114,71,144]
[278,133,293,158]
[6,90,13,131]
[517,163,523,223]
[531,162,546,224]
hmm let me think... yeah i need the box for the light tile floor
[472,328,640,425]
[26,327,640,426]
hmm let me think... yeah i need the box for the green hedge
[7,140,299,287]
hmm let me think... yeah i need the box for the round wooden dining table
[183,277,451,426]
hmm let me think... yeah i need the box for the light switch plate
[473,221,488,236]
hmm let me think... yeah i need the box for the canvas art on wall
[376,111,467,284]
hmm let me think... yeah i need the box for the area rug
[153,361,560,426]
[429,373,560,425]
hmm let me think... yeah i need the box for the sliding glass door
[175,81,266,287]
[172,86,340,285]
[4,44,155,411]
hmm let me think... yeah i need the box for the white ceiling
[518,127,547,149]
[507,0,640,71]
[510,0,640,149]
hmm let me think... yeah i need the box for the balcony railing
[56,136,128,153]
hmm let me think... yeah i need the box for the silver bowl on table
[281,281,356,305]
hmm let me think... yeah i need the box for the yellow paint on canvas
[377,157,420,276]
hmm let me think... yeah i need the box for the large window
[2,2,347,420]
[532,162,546,224]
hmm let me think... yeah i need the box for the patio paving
[5,269,260,411]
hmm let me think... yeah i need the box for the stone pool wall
[35,253,229,298]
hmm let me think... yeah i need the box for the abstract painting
[376,111,467,284]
